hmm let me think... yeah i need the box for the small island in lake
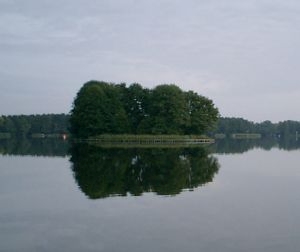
[1,81,300,143]
[69,80,219,142]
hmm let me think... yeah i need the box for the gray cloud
[1,0,300,121]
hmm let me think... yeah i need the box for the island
[69,80,219,142]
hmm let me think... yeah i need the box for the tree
[214,117,256,135]
[147,84,189,134]
[11,115,30,138]
[255,120,275,137]
[121,83,150,133]
[185,91,219,134]
[69,81,129,138]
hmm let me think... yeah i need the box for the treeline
[70,81,219,138]
[0,114,69,138]
[1,93,300,141]
[214,117,300,138]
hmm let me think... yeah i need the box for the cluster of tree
[214,117,300,138]
[70,144,219,198]
[0,114,69,138]
[69,81,219,138]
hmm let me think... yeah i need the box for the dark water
[1,138,300,251]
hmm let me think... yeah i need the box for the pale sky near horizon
[1,0,300,122]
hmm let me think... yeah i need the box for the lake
[1,138,300,252]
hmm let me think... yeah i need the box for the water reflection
[1,136,300,157]
[213,136,300,154]
[69,144,219,198]
[1,137,300,200]
[0,138,69,157]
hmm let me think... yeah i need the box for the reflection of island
[70,144,220,198]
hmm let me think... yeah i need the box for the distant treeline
[213,117,300,138]
[1,112,299,140]
[0,114,69,138]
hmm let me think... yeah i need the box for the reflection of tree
[0,138,69,157]
[70,144,220,199]
[2,136,300,157]
[278,136,300,151]
[213,137,300,154]
[213,138,278,154]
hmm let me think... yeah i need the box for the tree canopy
[213,117,300,138]
[0,114,69,138]
[69,80,220,138]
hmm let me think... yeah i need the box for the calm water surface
[1,139,300,251]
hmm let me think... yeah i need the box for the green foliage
[215,117,256,135]
[185,91,219,134]
[277,120,300,137]
[214,117,300,138]
[120,83,150,133]
[70,81,130,138]
[0,114,69,138]
[70,81,219,138]
[147,84,188,134]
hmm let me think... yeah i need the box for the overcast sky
[1,0,300,122]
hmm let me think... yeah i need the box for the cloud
[1,0,300,121]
